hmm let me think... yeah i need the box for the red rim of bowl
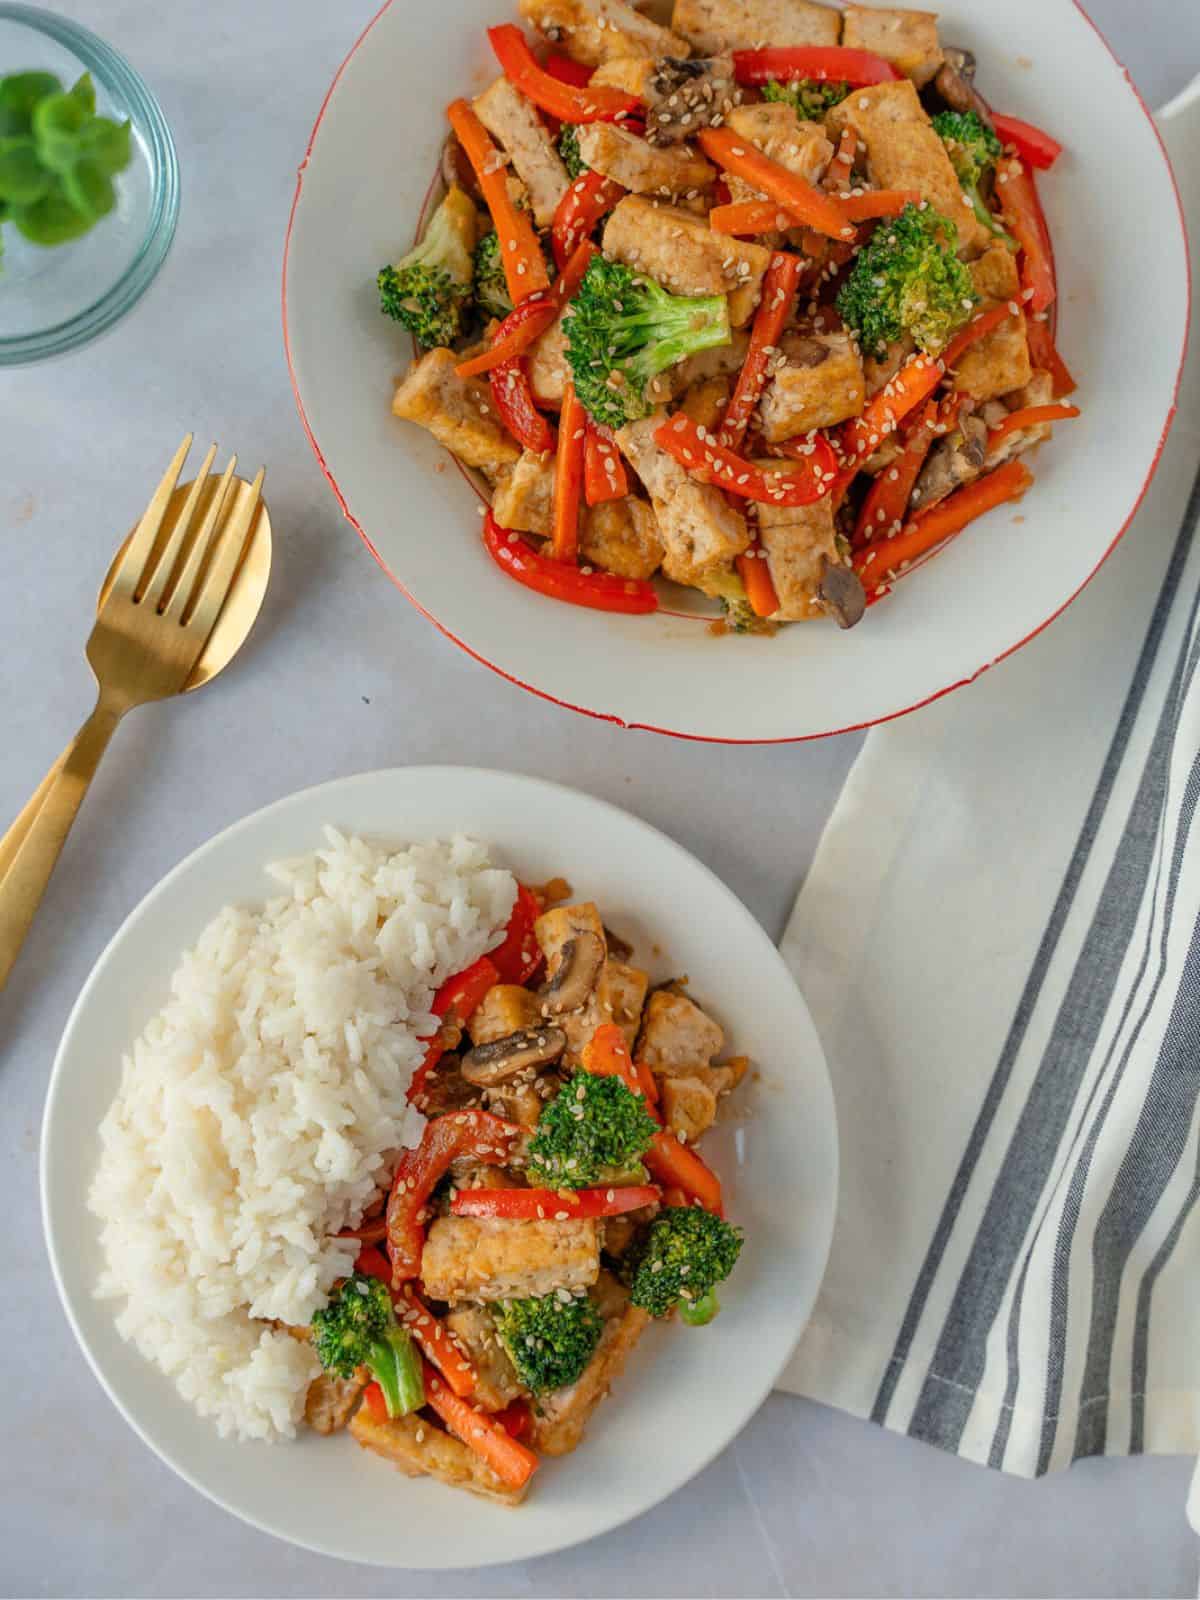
[282,0,1192,746]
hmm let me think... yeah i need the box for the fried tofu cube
[535,901,606,966]
[581,497,664,581]
[468,983,543,1046]
[658,1059,743,1142]
[755,484,846,621]
[591,56,656,98]
[724,103,833,204]
[491,449,556,537]
[304,1371,363,1435]
[602,196,771,326]
[421,1215,600,1303]
[616,414,751,588]
[349,1406,528,1504]
[759,329,865,440]
[953,243,1031,401]
[474,76,570,228]
[827,80,990,256]
[841,5,944,87]
[677,373,736,431]
[638,988,724,1075]
[605,959,651,1048]
[444,1305,524,1412]
[519,0,688,64]
[577,122,716,197]
[527,1274,651,1455]
[646,331,750,407]
[527,309,570,407]
[672,0,839,55]
[392,349,521,480]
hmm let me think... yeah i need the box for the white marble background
[3,2,1198,1595]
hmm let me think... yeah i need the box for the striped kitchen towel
[776,80,1200,1483]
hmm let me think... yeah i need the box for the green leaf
[13,182,95,245]
[0,71,63,137]
[61,157,114,222]
[32,90,87,174]
[0,136,51,205]
[68,72,96,115]
[78,115,132,177]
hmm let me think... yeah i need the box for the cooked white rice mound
[88,829,516,1442]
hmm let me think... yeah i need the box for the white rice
[87,829,516,1442]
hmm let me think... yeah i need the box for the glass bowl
[0,3,178,365]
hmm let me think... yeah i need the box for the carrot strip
[456,295,557,379]
[447,99,550,303]
[422,1361,540,1489]
[583,419,629,504]
[735,547,780,618]
[840,352,945,463]
[397,1285,477,1398]
[987,403,1079,452]
[825,127,857,194]
[718,250,802,451]
[698,127,858,243]
[854,461,1034,590]
[851,400,939,549]
[645,1130,725,1216]
[837,188,921,221]
[581,1022,643,1096]
[708,200,805,237]
[552,383,586,560]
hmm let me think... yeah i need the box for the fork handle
[0,697,123,992]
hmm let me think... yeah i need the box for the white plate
[41,768,836,1568]
[283,1,1189,743]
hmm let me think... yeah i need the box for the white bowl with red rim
[283,0,1189,743]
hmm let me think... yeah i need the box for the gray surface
[1,1,1197,1595]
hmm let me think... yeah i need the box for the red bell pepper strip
[698,127,857,242]
[735,546,781,618]
[489,882,544,985]
[553,236,599,306]
[451,1183,662,1220]
[854,460,1034,590]
[385,1109,521,1283]
[986,402,1079,452]
[422,1360,540,1489]
[718,250,802,452]
[852,399,940,549]
[1025,314,1077,399]
[553,382,587,561]
[362,1381,390,1424]
[483,512,659,614]
[654,413,839,507]
[457,295,558,379]
[396,1283,478,1397]
[732,46,901,88]
[447,99,550,303]
[583,419,630,504]
[543,53,593,89]
[336,1213,388,1245]
[552,170,624,270]
[941,301,1015,367]
[491,358,557,455]
[996,156,1055,313]
[992,113,1062,171]
[407,955,502,1107]
[488,25,639,124]
[661,1185,689,1208]
[645,1130,725,1216]
[495,1398,532,1440]
[354,1244,392,1281]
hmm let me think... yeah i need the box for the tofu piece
[527,1274,651,1456]
[985,369,1055,467]
[638,988,724,1075]
[759,329,865,440]
[421,1215,600,1303]
[724,103,833,204]
[953,243,1031,401]
[605,959,651,1048]
[616,413,750,588]
[603,196,771,326]
[755,484,845,621]
[527,309,570,406]
[491,449,556,537]
[444,1305,524,1411]
[392,349,520,480]
[658,1060,742,1141]
[474,76,569,228]
[827,80,990,256]
[519,0,689,64]
[591,56,656,98]
[841,5,944,87]
[672,0,839,55]
[577,122,716,197]
[581,497,665,580]
[349,1406,528,1505]
[677,373,735,431]
[646,330,750,406]
[304,1372,363,1435]
[468,983,543,1045]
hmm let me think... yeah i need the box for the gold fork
[0,436,265,991]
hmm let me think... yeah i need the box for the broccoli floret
[473,229,513,321]
[563,255,732,428]
[526,1069,658,1188]
[492,1293,603,1393]
[558,123,588,180]
[931,109,1016,249]
[836,201,976,358]
[377,183,477,347]
[704,568,768,634]
[310,1271,425,1418]
[762,78,849,119]
[628,1206,744,1323]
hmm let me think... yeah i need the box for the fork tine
[110,435,194,599]
[180,468,265,636]
[140,442,219,610]
[161,456,238,621]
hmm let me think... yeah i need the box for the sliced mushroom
[789,337,833,371]
[539,931,605,1014]
[603,925,634,963]
[461,1026,567,1085]
[817,559,866,630]
[645,56,739,146]
[931,47,995,129]
[911,414,988,513]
